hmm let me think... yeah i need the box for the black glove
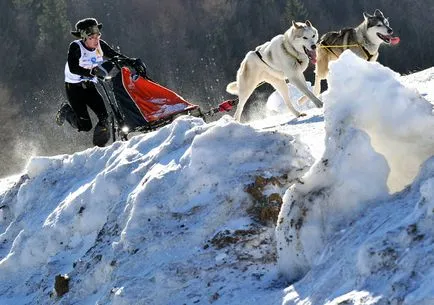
[91,61,114,80]
[133,58,147,77]
[90,67,105,80]
[123,57,137,66]
[100,61,115,74]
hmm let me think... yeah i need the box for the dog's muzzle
[377,32,400,45]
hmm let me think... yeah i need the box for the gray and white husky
[313,9,400,97]
[226,20,323,121]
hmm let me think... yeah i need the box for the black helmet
[71,18,102,39]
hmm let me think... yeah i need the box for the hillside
[1,52,434,305]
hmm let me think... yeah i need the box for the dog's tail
[226,82,238,95]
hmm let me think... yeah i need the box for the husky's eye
[377,24,383,27]
[303,36,308,39]
[312,34,316,38]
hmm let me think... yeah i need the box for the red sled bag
[120,67,200,124]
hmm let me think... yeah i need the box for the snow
[1,51,434,304]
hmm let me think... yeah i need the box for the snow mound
[276,51,434,289]
[0,115,313,304]
[282,155,434,305]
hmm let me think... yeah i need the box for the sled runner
[96,57,237,142]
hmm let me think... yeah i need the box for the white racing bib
[64,40,104,83]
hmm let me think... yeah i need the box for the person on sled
[56,17,127,147]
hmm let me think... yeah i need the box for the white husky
[226,20,323,121]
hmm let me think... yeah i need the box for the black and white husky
[313,9,400,96]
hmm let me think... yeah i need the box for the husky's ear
[374,9,384,17]
[363,12,372,19]
[292,20,302,29]
[305,20,312,27]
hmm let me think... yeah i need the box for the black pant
[65,82,108,132]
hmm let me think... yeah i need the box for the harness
[320,43,376,61]
[255,34,302,68]
[319,28,377,61]
[255,50,269,66]
[253,34,304,89]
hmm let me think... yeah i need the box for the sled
[97,57,237,142]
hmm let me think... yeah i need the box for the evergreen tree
[36,0,69,55]
[282,0,309,27]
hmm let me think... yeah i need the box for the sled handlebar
[94,57,147,81]
[109,57,147,77]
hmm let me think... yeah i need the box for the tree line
[0,0,432,177]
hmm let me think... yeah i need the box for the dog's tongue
[390,36,400,45]
[308,49,317,64]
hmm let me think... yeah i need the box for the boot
[56,104,72,126]
[56,103,79,129]
[92,119,111,147]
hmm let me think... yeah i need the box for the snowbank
[276,51,434,283]
[0,115,312,304]
[282,155,434,304]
